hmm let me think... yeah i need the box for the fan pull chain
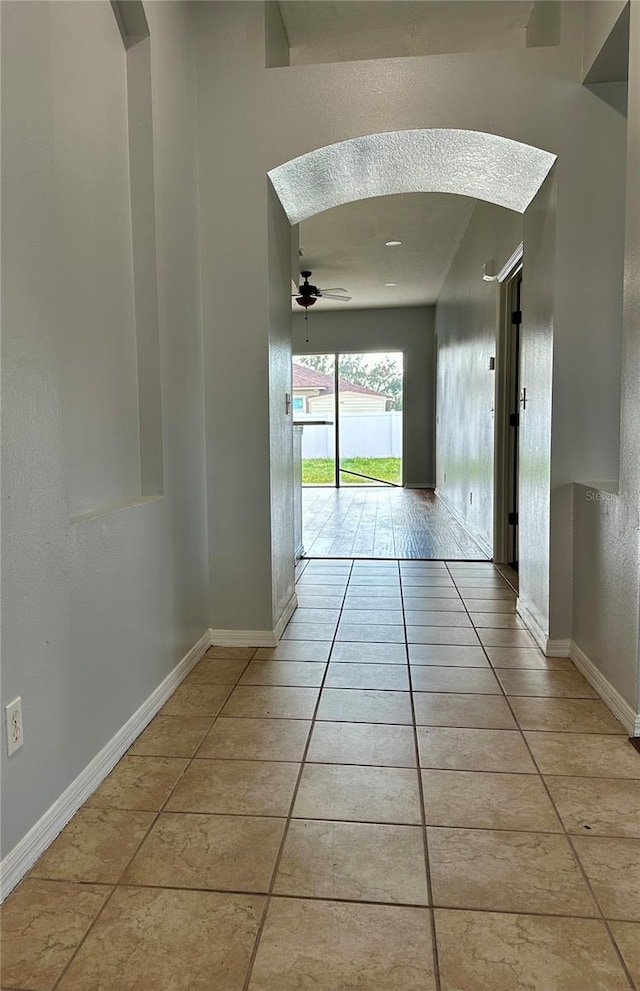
[305,310,310,344]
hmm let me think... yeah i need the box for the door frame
[493,244,523,564]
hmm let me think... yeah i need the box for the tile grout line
[49,649,260,991]
[27,805,638,840]
[445,562,638,991]
[239,560,354,991]
[24,560,636,990]
[15,871,640,923]
[401,562,443,991]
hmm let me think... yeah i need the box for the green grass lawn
[302,457,402,485]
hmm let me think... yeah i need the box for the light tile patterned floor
[2,559,639,990]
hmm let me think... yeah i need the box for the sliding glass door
[338,352,403,486]
[293,352,403,487]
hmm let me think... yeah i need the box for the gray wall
[1,0,209,858]
[191,0,629,654]
[3,0,639,875]
[571,2,640,713]
[293,307,436,487]
[435,202,523,553]
[268,187,296,625]
[519,173,556,639]
[195,4,295,635]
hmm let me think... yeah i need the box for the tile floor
[2,558,639,990]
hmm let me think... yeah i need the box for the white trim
[514,603,639,734]
[274,592,298,640]
[546,638,572,658]
[434,488,493,558]
[517,597,572,658]
[493,266,522,565]
[210,591,298,648]
[69,495,162,526]
[497,241,524,283]
[569,640,640,736]
[0,631,210,901]
[516,597,548,652]
[209,629,280,648]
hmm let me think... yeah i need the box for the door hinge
[508,511,519,526]
[511,309,522,325]
[509,412,520,427]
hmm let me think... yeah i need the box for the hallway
[2,559,638,990]
[302,487,490,559]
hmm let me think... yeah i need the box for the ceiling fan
[293,270,352,308]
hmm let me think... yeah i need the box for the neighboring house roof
[292,362,390,399]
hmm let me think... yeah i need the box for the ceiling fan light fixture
[295,295,317,308]
[293,270,352,306]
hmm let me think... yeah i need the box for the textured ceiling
[269,129,556,224]
[295,191,478,310]
[278,0,535,65]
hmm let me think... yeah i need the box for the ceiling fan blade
[318,287,348,294]
[320,293,352,301]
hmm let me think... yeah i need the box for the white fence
[299,411,402,459]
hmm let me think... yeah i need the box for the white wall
[293,307,435,487]
[435,202,523,553]
[1,0,209,859]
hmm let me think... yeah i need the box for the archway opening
[269,128,556,565]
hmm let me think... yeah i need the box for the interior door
[507,276,522,569]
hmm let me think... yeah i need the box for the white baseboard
[515,602,638,734]
[209,629,280,647]
[210,591,298,648]
[0,630,211,902]
[274,591,298,640]
[434,488,493,559]
[569,640,640,736]
[546,638,572,658]
[516,598,547,652]
[517,598,572,658]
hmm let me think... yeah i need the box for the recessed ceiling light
[384,282,398,287]
[385,240,402,247]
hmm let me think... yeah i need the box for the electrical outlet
[5,697,23,756]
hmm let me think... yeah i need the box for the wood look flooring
[302,487,489,560]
